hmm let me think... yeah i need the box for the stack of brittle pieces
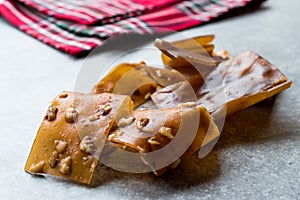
[25,35,292,185]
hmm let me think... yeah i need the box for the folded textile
[0,0,266,57]
[16,0,184,25]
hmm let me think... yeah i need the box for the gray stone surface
[0,0,299,199]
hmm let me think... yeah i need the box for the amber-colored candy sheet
[107,105,219,175]
[160,35,216,68]
[152,51,292,116]
[155,39,218,68]
[92,61,202,109]
[25,92,132,184]
[92,62,157,108]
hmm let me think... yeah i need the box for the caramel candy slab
[160,35,216,68]
[92,61,202,108]
[106,105,219,175]
[152,51,292,116]
[92,62,157,108]
[172,35,215,48]
[92,62,146,94]
[25,91,132,184]
[143,66,190,87]
[155,38,218,68]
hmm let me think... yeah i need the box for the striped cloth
[0,0,266,57]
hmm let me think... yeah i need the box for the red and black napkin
[0,0,266,57]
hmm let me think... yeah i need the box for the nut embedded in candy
[24,35,292,185]
[25,91,132,184]
[45,106,58,121]
[65,107,78,123]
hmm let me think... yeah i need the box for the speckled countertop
[0,0,299,199]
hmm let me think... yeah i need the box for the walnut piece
[148,137,160,145]
[48,151,59,168]
[136,118,150,130]
[29,161,45,173]
[137,146,145,153]
[59,156,72,175]
[118,117,135,127]
[177,102,197,108]
[159,127,174,139]
[59,93,68,98]
[89,113,100,122]
[144,92,151,99]
[99,104,112,116]
[45,106,58,121]
[107,130,123,141]
[213,50,230,59]
[79,136,95,155]
[108,132,117,141]
[65,107,78,123]
[54,140,68,153]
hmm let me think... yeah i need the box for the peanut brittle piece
[92,62,157,108]
[159,35,216,68]
[105,105,219,175]
[25,91,132,184]
[151,51,292,116]
[92,62,200,108]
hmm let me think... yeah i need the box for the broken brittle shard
[25,90,219,183]
[159,35,216,68]
[109,105,219,156]
[151,51,292,116]
[91,61,198,108]
[24,91,132,184]
[25,34,293,185]
[101,104,219,175]
[92,62,158,108]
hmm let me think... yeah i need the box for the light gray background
[0,0,299,199]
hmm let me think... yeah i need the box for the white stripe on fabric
[54,1,104,20]
[115,0,145,10]
[31,0,93,21]
[23,6,103,45]
[118,20,143,34]
[4,1,94,50]
[177,2,210,21]
[101,2,124,15]
[128,18,153,34]
[201,0,227,16]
